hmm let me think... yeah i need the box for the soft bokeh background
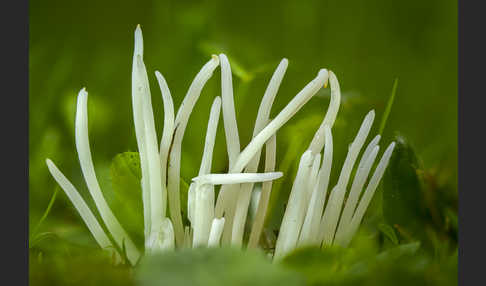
[29,0,457,285]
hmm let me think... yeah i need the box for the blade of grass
[30,188,59,243]
[378,78,398,134]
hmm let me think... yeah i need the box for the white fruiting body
[45,25,394,265]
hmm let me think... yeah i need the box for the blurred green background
[29,0,457,285]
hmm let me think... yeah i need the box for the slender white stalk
[167,55,220,246]
[155,71,174,191]
[298,152,324,246]
[308,71,341,154]
[75,88,140,265]
[45,159,114,252]
[189,96,221,244]
[229,60,288,246]
[217,60,287,244]
[147,217,175,253]
[338,142,395,247]
[231,69,329,174]
[192,172,283,185]
[253,59,289,138]
[187,183,196,225]
[319,110,375,246]
[306,154,322,203]
[208,218,225,247]
[334,145,380,244]
[219,69,328,242]
[136,56,165,235]
[199,97,222,176]
[219,54,240,169]
[132,25,151,241]
[193,184,215,247]
[274,150,314,260]
[248,134,277,248]
[300,125,333,246]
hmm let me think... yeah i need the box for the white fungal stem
[319,110,375,246]
[230,69,329,174]
[189,96,221,246]
[45,159,114,252]
[274,150,314,260]
[338,142,396,247]
[216,59,287,244]
[192,172,283,185]
[308,71,341,154]
[136,56,165,237]
[199,97,222,176]
[208,218,226,247]
[230,59,289,246]
[193,183,215,247]
[75,88,140,265]
[167,55,220,247]
[147,217,175,253]
[188,97,221,226]
[300,126,333,246]
[217,68,328,241]
[219,54,240,169]
[155,70,174,192]
[334,144,380,245]
[248,134,277,248]
[132,25,151,242]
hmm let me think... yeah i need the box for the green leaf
[110,152,192,243]
[378,223,399,245]
[110,152,145,246]
[382,135,426,239]
[136,247,304,286]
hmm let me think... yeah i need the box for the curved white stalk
[338,142,395,247]
[75,88,140,265]
[274,150,314,260]
[334,145,380,244]
[231,69,329,174]
[319,110,375,246]
[208,218,226,247]
[248,134,277,248]
[167,55,220,246]
[155,71,174,192]
[45,159,114,252]
[308,71,341,155]
[132,25,151,241]
[219,54,240,169]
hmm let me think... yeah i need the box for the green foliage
[136,247,304,286]
[110,152,145,246]
[382,135,426,239]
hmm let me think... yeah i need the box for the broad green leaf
[110,152,192,243]
[110,152,145,247]
[382,135,426,239]
[136,247,304,286]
